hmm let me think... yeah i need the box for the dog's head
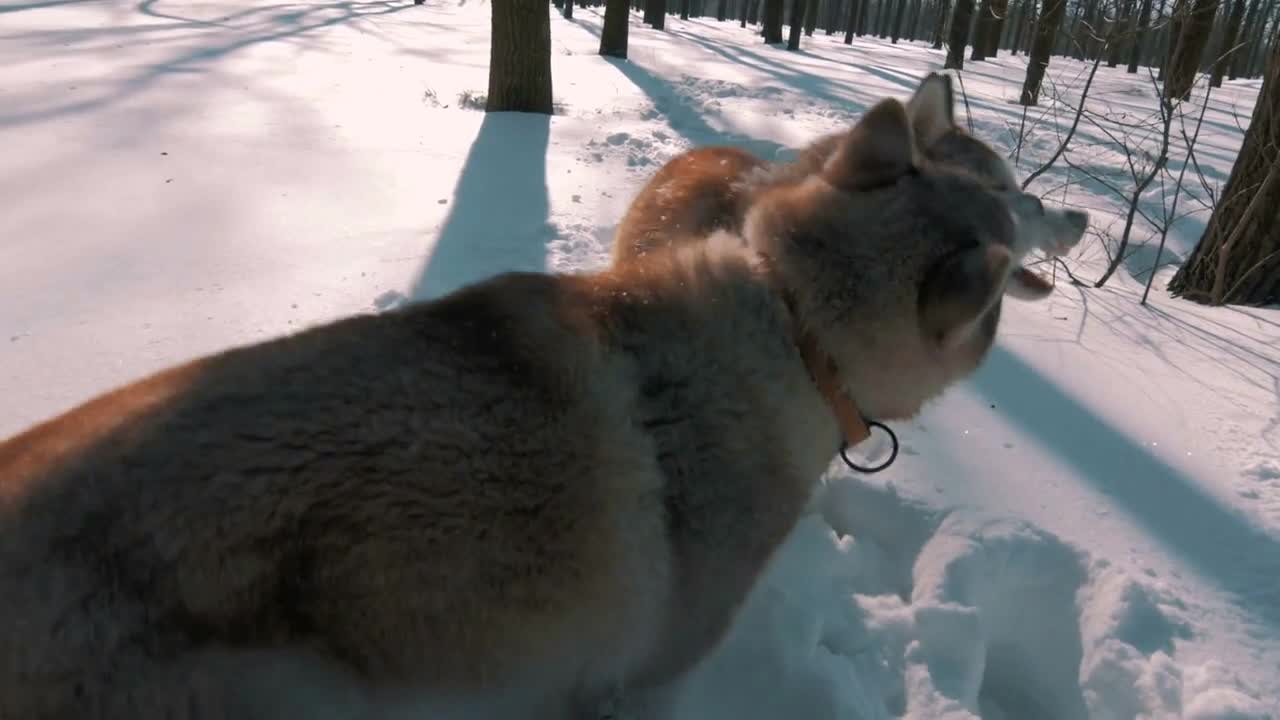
[906,72,1090,299]
[743,91,1086,421]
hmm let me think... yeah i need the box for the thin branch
[1021,53,1106,190]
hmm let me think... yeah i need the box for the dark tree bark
[601,0,631,56]
[972,0,996,58]
[985,0,1008,53]
[807,0,821,31]
[788,0,808,46]
[764,0,785,39]
[945,0,975,66]
[1165,0,1220,99]
[487,0,552,114]
[1212,0,1248,83]
[845,0,860,38]
[1170,37,1280,304]
[858,0,872,33]
[933,0,951,45]
[1228,0,1263,77]
[1020,0,1068,103]
[891,0,910,38]
[644,0,666,26]
[1010,0,1029,53]
[718,0,730,17]
[1127,0,1155,70]
[1107,0,1133,65]
[681,0,691,18]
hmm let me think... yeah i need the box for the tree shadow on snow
[567,16,791,159]
[408,112,554,301]
[972,346,1280,632]
[0,0,416,127]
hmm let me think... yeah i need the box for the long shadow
[0,0,96,12]
[568,16,791,158]
[408,112,553,302]
[0,0,415,127]
[971,345,1280,631]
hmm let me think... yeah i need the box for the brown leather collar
[794,329,872,448]
[754,250,873,450]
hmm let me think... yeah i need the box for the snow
[1,1,1277,718]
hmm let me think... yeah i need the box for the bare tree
[986,0,1009,54]
[945,0,975,66]
[764,0,786,39]
[1020,0,1068,103]
[933,0,952,45]
[601,0,631,57]
[788,0,809,46]
[644,0,668,27]
[846,0,861,39]
[1211,0,1248,85]
[486,0,552,114]
[1127,0,1155,70]
[972,0,997,58]
[1228,0,1263,78]
[891,0,910,38]
[1164,0,1220,99]
[1170,39,1280,304]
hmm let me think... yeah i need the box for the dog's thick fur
[3,97,1046,720]
[611,74,1089,303]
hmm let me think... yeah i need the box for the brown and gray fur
[610,73,1087,294]
[2,96,1052,720]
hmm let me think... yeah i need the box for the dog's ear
[919,243,1012,349]
[906,72,955,148]
[822,98,916,191]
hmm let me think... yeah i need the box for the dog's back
[612,73,1018,265]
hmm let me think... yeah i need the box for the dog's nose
[1065,209,1090,233]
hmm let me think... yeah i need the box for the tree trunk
[1010,0,1029,53]
[986,0,1008,53]
[562,0,573,20]
[1211,0,1247,85]
[764,0,785,39]
[846,0,860,38]
[1127,0,1155,70]
[891,0,910,39]
[1107,0,1133,65]
[1021,0,1067,104]
[644,0,664,25]
[1164,0,1220,100]
[718,0,729,18]
[972,0,995,58]
[1228,0,1263,77]
[807,0,821,31]
[858,0,872,33]
[486,0,552,114]
[1170,37,1280,304]
[601,0,631,56]
[933,0,951,45]
[945,0,974,65]
[788,0,808,46]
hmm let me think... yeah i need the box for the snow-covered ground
[1,1,1277,717]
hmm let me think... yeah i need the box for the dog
[611,72,1089,300]
[0,94,1085,720]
